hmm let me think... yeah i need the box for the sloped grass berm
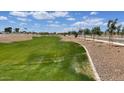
[0,36,94,80]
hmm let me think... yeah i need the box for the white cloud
[31,11,54,20]
[52,11,69,17]
[72,17,104,27]
[63,27,79,32]
[63,28,72,32]
[48,24,60,27]
[0,16,7,20]
[103,22,107,26]
[55,21,59,24]
[9,20,16,23]
[62,24,66,26]
[47,20,53,23]
[34,23,40,26]
[48,21,59,24]
[83,16,88,19]
[75,12,81,15]
[17,17,31,22]
[19,23,27,30]
[19,23,27,26]
[99,21,124,27]
[90,12,98,15]
[10,11,30,17]
[34,23,41,28]
[120,22,124,25]
[72,21,85,27]
[31,11,69,20]
[67,17,75,21]
[10,11,69,20]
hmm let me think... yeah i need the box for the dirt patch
[61,36,124,80]
[0,34,33,43]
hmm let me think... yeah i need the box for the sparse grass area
[0,36,94,80]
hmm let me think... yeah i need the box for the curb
[81,44,101,81]
[86,38,124,46]
[61,37,101,81]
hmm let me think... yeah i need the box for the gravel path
[0,34,32,43]
[61,36,124,81]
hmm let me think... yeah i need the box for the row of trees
[61,19,124,40]
[107,19,124,42]
[3,19,124,41]
[3,27,57,35]
[61,26,103,38]
[4,27,20,33]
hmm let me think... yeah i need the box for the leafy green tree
[71,31,78,38]
[104,30,108,36]
[91,27,96,39]
[84,28,91,35]
[83,28,91,40]
[68,31,72,36]
[78,28,91,40]
[63,32,68,36]
[91,26,101,39]
[4,27,12,33]
[78,29,83,35]
[107,19,118,42]
[15,28,20,33]
[121,27,124,37]
[117,25,122,35]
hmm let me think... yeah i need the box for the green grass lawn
[0,36,94,80]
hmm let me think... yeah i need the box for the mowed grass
[0,36,94,80]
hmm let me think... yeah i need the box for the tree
[83,28,91,40]
[104,30,108,36]
[74,32,78,38]
[91,26,101,39]
[117,25,122,36]
[63,32,67,36]
[95,27,102,36]
[67,31,72,36]
[71,31,78,38]
[83,28,91,35]
[15,28,20,33]
[121,27,124,37]
[78,28,91,40]
[78,29,83,35]
[4,27,12,33]
[107,19,118,42]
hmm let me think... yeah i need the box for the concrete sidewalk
[80,37,124,46]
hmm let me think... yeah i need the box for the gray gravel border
[81,44,101,81]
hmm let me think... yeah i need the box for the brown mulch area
[61,36,124,81]
[0,34,32,43]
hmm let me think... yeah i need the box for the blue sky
[0,11,124,32]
